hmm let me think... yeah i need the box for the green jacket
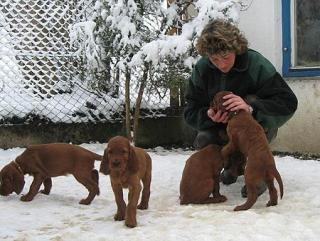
[184,49,298,131]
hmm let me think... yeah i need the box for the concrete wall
[238,0,320,154]
[270,79,320,155]
[0,117,196,150]
[0,122,124,149]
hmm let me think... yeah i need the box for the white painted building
[238,0,320,154]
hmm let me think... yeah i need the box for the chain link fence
[0,0,182,126]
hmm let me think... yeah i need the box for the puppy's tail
[273,167,284,199]
[92,153,103,161]
[91,169,100,196]
[86,150,103,161]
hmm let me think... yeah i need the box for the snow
[0,143,319,240]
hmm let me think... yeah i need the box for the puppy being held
[180,144,227,205]
[0,143,102,205]
[214,91,283,211]
[99,136,152,228]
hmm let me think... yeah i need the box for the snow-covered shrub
[70,0,241,101]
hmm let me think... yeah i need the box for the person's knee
[266,128,278,143]
[193,132,213,150]
[193,127,226,150]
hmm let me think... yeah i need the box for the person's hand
[207,108,229,123]
[223,93,251,113]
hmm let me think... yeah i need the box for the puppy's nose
[112,159,121,167]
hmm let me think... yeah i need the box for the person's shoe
[241,182,267,198]
[220,169,238,185]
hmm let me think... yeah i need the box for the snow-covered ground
[0,143,319,241]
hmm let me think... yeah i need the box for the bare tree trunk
[180,80,185,106]
[166,0,190,109]
[124,67,132,141]
[133,62,149,144]
[111,65,120,98]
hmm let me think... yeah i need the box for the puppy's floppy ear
[12,169,25,194]
[218,96,227,112]
[99,149,110,175]
[128,146,139,174]
[210,99,218,112]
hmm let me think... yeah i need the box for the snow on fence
[0,0,173,125]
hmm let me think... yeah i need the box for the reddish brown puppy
[211,91,246,177]
[100,136,152,228]
[0,143,102,205]
[180,144,227,205]
[214,91,283,211]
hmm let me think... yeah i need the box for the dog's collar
[11,160,24,175]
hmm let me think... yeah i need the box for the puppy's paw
[79,199,91,205]
[137,203,148,210]
[114,213,125,221]
[40,189,50,195]
[20,195,33,202]
[266,200,277,207]
[234,204,248,211]
[125,219,137,228]
[214,195,227,203]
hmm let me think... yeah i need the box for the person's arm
[246,72,298,129]
[184,67,219,130]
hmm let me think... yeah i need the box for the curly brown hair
[196,19,248,56]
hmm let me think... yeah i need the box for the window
[282,0,320,77]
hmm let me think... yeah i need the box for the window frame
[282,0,320,77]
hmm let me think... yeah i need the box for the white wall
[270,79,320,154]
[238,0,320,155]
[238,0,282,70]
